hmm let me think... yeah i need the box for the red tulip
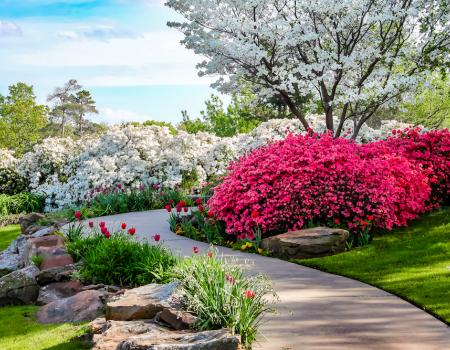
[101,226,108,234]
[193,246,199,254]
[176,206,182,213]
[195,198,202,205]
[207,251,213,258]
[88,221,94,228]
[207,210,214,218]
[121,222,127,230]
[74,211,82,220]
[152,184,159,190]
[243,290,255,299]
[198,205,204,213]
[334,218,340,225]
[153,234,161,242]
[164,204,172,212]
[117,183,123,190]
[251,211,259,219]
[225,274,235,284]
[99,221,106,228]
[367,215,374,221]
[104,231,111,238]
[128,227,136,236]
[183,207,188,213]
[168,199,174,205]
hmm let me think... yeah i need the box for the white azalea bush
[1,116,413,210]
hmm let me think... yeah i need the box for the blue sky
[0,0,220,124]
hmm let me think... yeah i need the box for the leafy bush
[0,167,28,195]
[377,128,449,205]
[0,192,44,218]
[209,133,433,239]
[67,226,177,287]
[176,250,275,349]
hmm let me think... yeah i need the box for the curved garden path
[91,209,450,350]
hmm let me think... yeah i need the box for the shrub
[372,128,450,205]
[0,167,28,195]
[209,133,432,238]
[176,249,275,349]
[67,226,177,287]
[0,192,45,218]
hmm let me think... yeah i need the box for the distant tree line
[0,80,106,155]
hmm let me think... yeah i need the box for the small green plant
[31,254,44,268]
[176,249,276,349]
[0,192,44,218]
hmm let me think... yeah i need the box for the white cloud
[58,30,79,40]
[58,25,139,42]
[0,21,22,37]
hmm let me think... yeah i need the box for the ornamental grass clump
[209,132,433,239]
[176,249,276,349]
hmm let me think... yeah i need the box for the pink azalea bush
[208,132,435,239]
[370,128,450,205]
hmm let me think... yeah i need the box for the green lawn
[294,207,450,324]
[0,306,90,350]
[0,226,90,350]
[0,224,20,251]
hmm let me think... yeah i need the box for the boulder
[36,290,105,324]
[25,235,74,270]
[0,235,28,277]
[0,265,40,305]
[91,319,240,350]
[37,280,84,305]
[30,227,57,238]
[261,226,350,259]
[36,264,76,285]
[158,308,198,330]
[19,212,45,235]
[106,282,179,321]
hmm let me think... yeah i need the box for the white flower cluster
[3,116,411,210]
[0,149,17,169]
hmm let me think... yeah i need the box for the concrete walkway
[92,209,449,350]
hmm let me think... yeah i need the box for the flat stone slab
[261,226,349,259]
[106,282,179,321]
[0,265,39,305]
[158,308,198,330]
[0,235,28,277]
[91,319,240,350]
[37,290,105,323]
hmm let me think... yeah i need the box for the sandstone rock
[0,235,28,277]
[106,282,179,321]
[37,280,84,305]
[36,264,75,285]
[158,308,198,330]
[261,226,349,259]
[91,319,240,350]
[19,212,45,235]
[0,265,40,305]
[40,253,74,270]
[36,290,105,324]
[25,235,74,270]
[82,284,122,294]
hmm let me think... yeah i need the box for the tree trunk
[279,92,310,131]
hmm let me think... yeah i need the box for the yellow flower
[240,244,247,251]
[257,248,263,254]
[246,242,253,248]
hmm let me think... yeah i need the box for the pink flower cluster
[208,132,445,238]
[373,128,449,205]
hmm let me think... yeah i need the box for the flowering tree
[167,0,450,138]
